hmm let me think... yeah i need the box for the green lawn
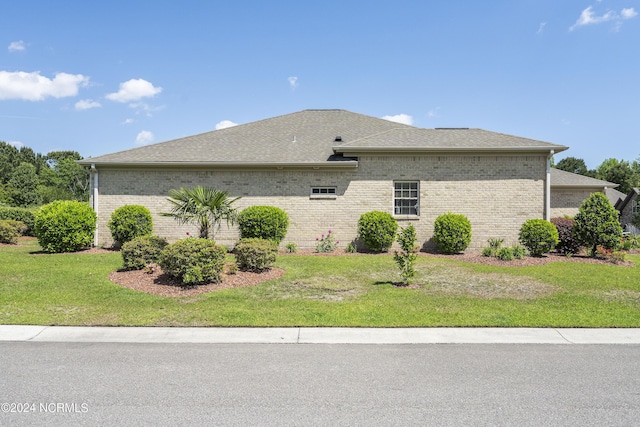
[1,238,639,327]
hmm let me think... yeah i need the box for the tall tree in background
[596,158,640,194]
[8,163,40,207]
[555,157,592,176]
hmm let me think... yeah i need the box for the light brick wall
[95,154,547,251]
[550,188,603,219]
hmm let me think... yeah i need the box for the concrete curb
[2,326,640,344]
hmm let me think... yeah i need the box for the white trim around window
[310,187,337,199]
[393,181,419,216]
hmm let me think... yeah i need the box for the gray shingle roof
[81,109,568,166]
[550,168,618,188]
[335,128,568,153]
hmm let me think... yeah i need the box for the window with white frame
[394,181,419,215]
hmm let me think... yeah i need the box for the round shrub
[34,201,96,253]
[234,238,278,271]
[518,219,559,257]
[0,206,35,236]
[551,217,581,255]
[108,205,153,247]
[573,192,623,256]
[237,206,289,243]
[433,212,472,254]
[0,219,25,244]
[357,211,398,253]
[159,238,226,285]
[121,235,168,271]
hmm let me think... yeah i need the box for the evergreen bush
[573,193,623,256]
[234,238,278,271]
[357,211,398,253]
[237,206,289,243]
[121,235,168,271]
[0,219,25,244]
[159,238,226,285]
[0,207,35,236]
[393,224,418,284]
[433,212,472,254]
[518,219,558,257]
[34,201,96,253]
[108,205,153,247]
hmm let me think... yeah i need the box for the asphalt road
[1,343,639,426]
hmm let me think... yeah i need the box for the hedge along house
[80,109,568,250]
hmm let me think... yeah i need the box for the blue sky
[1,1,638,169]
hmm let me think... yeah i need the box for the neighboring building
[549,168,620,218]
[617,188,640,235]
[80,109,569,250]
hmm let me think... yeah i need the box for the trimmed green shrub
[108,205,153,247]
[0,206,35,236]
[34,201,96,253]
[433,212,472,254]
[0,219,25,244]
[357,211,398,253]
[234,238,278,271]
[159,238,226,285]
[237,206,289,243]
[121,235,168,271]
[573,192,623,256]
[551,217,581,255]
[519,219,559,257]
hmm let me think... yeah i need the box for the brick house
[616,188,640,234]
[549,168,620,218]
[80,109,570,250]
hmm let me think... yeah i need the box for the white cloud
[8,140,24,148]
[135,130,154,145]
[570,6,637,31]
[122,118,134,125]
[288,76,298,90]
[381,113,413,126]
[8,40,26,52]
[75,99,101,110]
[106,78,162,102]
[537,22,547,34]
[0,71,89,101]
[215,120,238,130]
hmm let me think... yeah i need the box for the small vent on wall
[334,136,342,142]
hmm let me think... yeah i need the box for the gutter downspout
[546,150,554,221]
[91,164,99,247]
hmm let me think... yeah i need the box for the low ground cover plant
[234,238,278,271]
[108,205,153,248]
[357,211,398,253]
[237,206,289,244]
[34,200,96,253]
[159,238,226,285]
[121,235,168,270]
[482,238,525,260]
[433,212,472,254]
[519,219,558,257]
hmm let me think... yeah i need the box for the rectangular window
[633,199,638,214]
[394,181,419,216]
[310,187,337,199]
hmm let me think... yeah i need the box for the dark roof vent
[334,136,342,142]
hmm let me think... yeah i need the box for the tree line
[554,156,640,194]
[0,141,89,208]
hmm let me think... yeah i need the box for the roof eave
[334,145,569,155]
[78,160,359,169]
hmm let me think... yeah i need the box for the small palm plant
[161,186,241,239]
